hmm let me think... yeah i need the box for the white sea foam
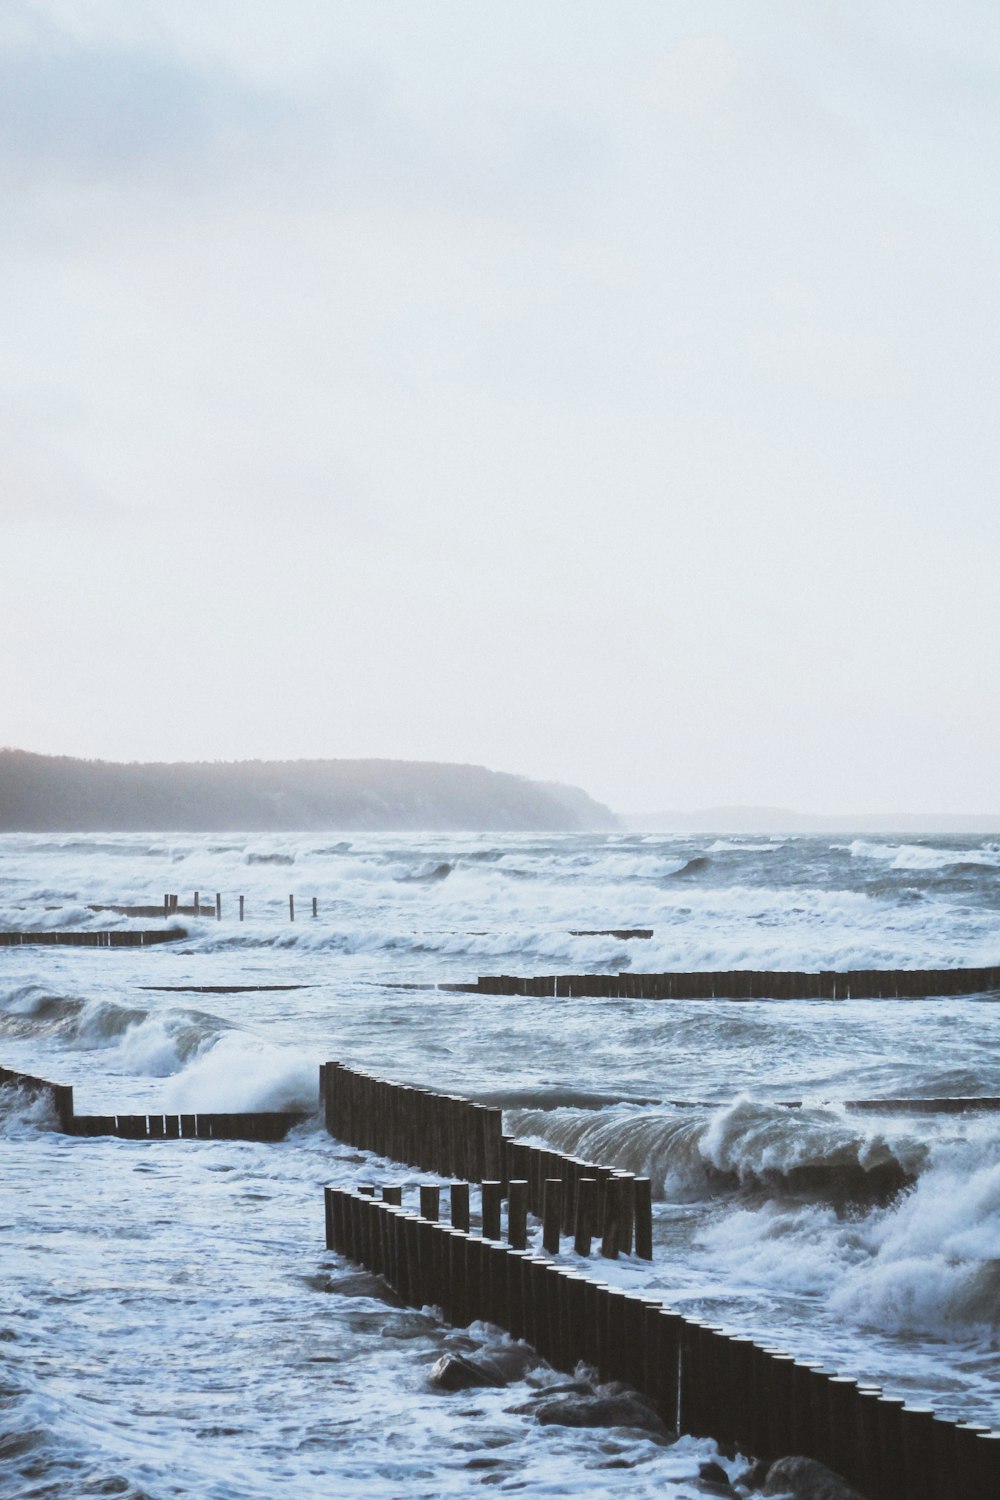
[3,824,1000,1491]
[161,1033,320,1113]
[700,1136,1000,1338]
[849,839,1000,871]
[508,1096,927,1202]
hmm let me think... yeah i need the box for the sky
[2,0,999,815]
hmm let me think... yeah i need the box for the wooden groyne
[0,929,185,947]
[0,1065,307,1140]
[68,1110,308,1140]
[320,1062,654,1258]
[467,966,1000,999]
[325,1184,1000,1500]
[0,1065,74,1130]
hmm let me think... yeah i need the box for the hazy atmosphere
[4,1,999,815]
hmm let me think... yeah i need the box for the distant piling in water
[467,966,1000,1000]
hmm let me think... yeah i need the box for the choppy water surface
[2,831,999,1497]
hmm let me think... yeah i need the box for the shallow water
[2,831,999,1496]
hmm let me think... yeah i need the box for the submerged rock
[531,1393,671,1438]
[762,1455,865,1500]
[737,1458,772,1491]
[309,1271,405,1307]
[428,1353,506,1391]
[697,1457,736,1495]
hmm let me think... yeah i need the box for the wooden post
[239,894,244,921]
[574,1176,596,1255]
[451,1181,470,1233]
[419,1184,440,1221]
[634,1176,653,1259]
[975,1433,1000,1497]
[52,1084,74,1133]
[852,1387,884,1498]
[481,1181,502,1240]
[543,1178,562,1255]
[507,1179,528,1249]
[382,1184,402,1205]
[900,1406,936,1500]
[194,891,200,914]
[312,896,318,918]
[616,1171,635,1255]
[164,893,169,918]
[601,1173,621,1258]
[951,1423,990,1500]
[876,1395,906,1500]
[215,892,221,920]
[289,894,295,922]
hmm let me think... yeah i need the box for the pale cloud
[2,1,999,813]
[637,36,743,123]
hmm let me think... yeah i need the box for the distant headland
[0,750,618,834]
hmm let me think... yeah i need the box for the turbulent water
[2,830,999,1498]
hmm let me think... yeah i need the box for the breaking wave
[702,1143,1000,1336]
[506,1096,925,1204]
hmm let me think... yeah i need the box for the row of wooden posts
[0,1066,307,1141]
[0,929,180,947]
[67,1109,308,1140]
[348,1172,647,1262]
[6,1056,1000,1495]
[320,1062,653,1258]
[162,893,318,921]
[469,967,1000,1000]
[325,1185,999,1500]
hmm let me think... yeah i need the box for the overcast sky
[3,1,999,814]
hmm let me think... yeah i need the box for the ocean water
[2,830,999,1498]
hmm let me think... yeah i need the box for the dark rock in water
[532,1394,670,1438]
[762,1456,865,1500]
[738,1458,772,1491]
[697,1458,735,1494]
[309,1271,405,1307]
[474,1343,543,1384]
[245,851,295,865]
[429,1353,506,1391]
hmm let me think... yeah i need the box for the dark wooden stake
[419,1184,440,1221]
[451,1181,470,1233]
[312,896,318,918]
[634,1176,653,1260]
[239,894,244,921]
[482,1180,503,1240]
[543,1178,563,1255]
[507,1179,528,1249]
[289,894,295,922]
[601,1174,621,1258]
[575,1176,597,1255]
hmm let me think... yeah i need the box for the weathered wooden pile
[325,1184,1000,1500]
[468,966,1000,999]
[320,1062,653,1258]
[7,1046,1000,1496]
[0,1065,306,1141]
[0,929,184,947]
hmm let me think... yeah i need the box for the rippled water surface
[2,831,999,1497]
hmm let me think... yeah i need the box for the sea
[1,830,999,1498]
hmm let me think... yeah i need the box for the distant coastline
[0,749,617,834]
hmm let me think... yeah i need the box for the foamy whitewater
[2,831,999,1497]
